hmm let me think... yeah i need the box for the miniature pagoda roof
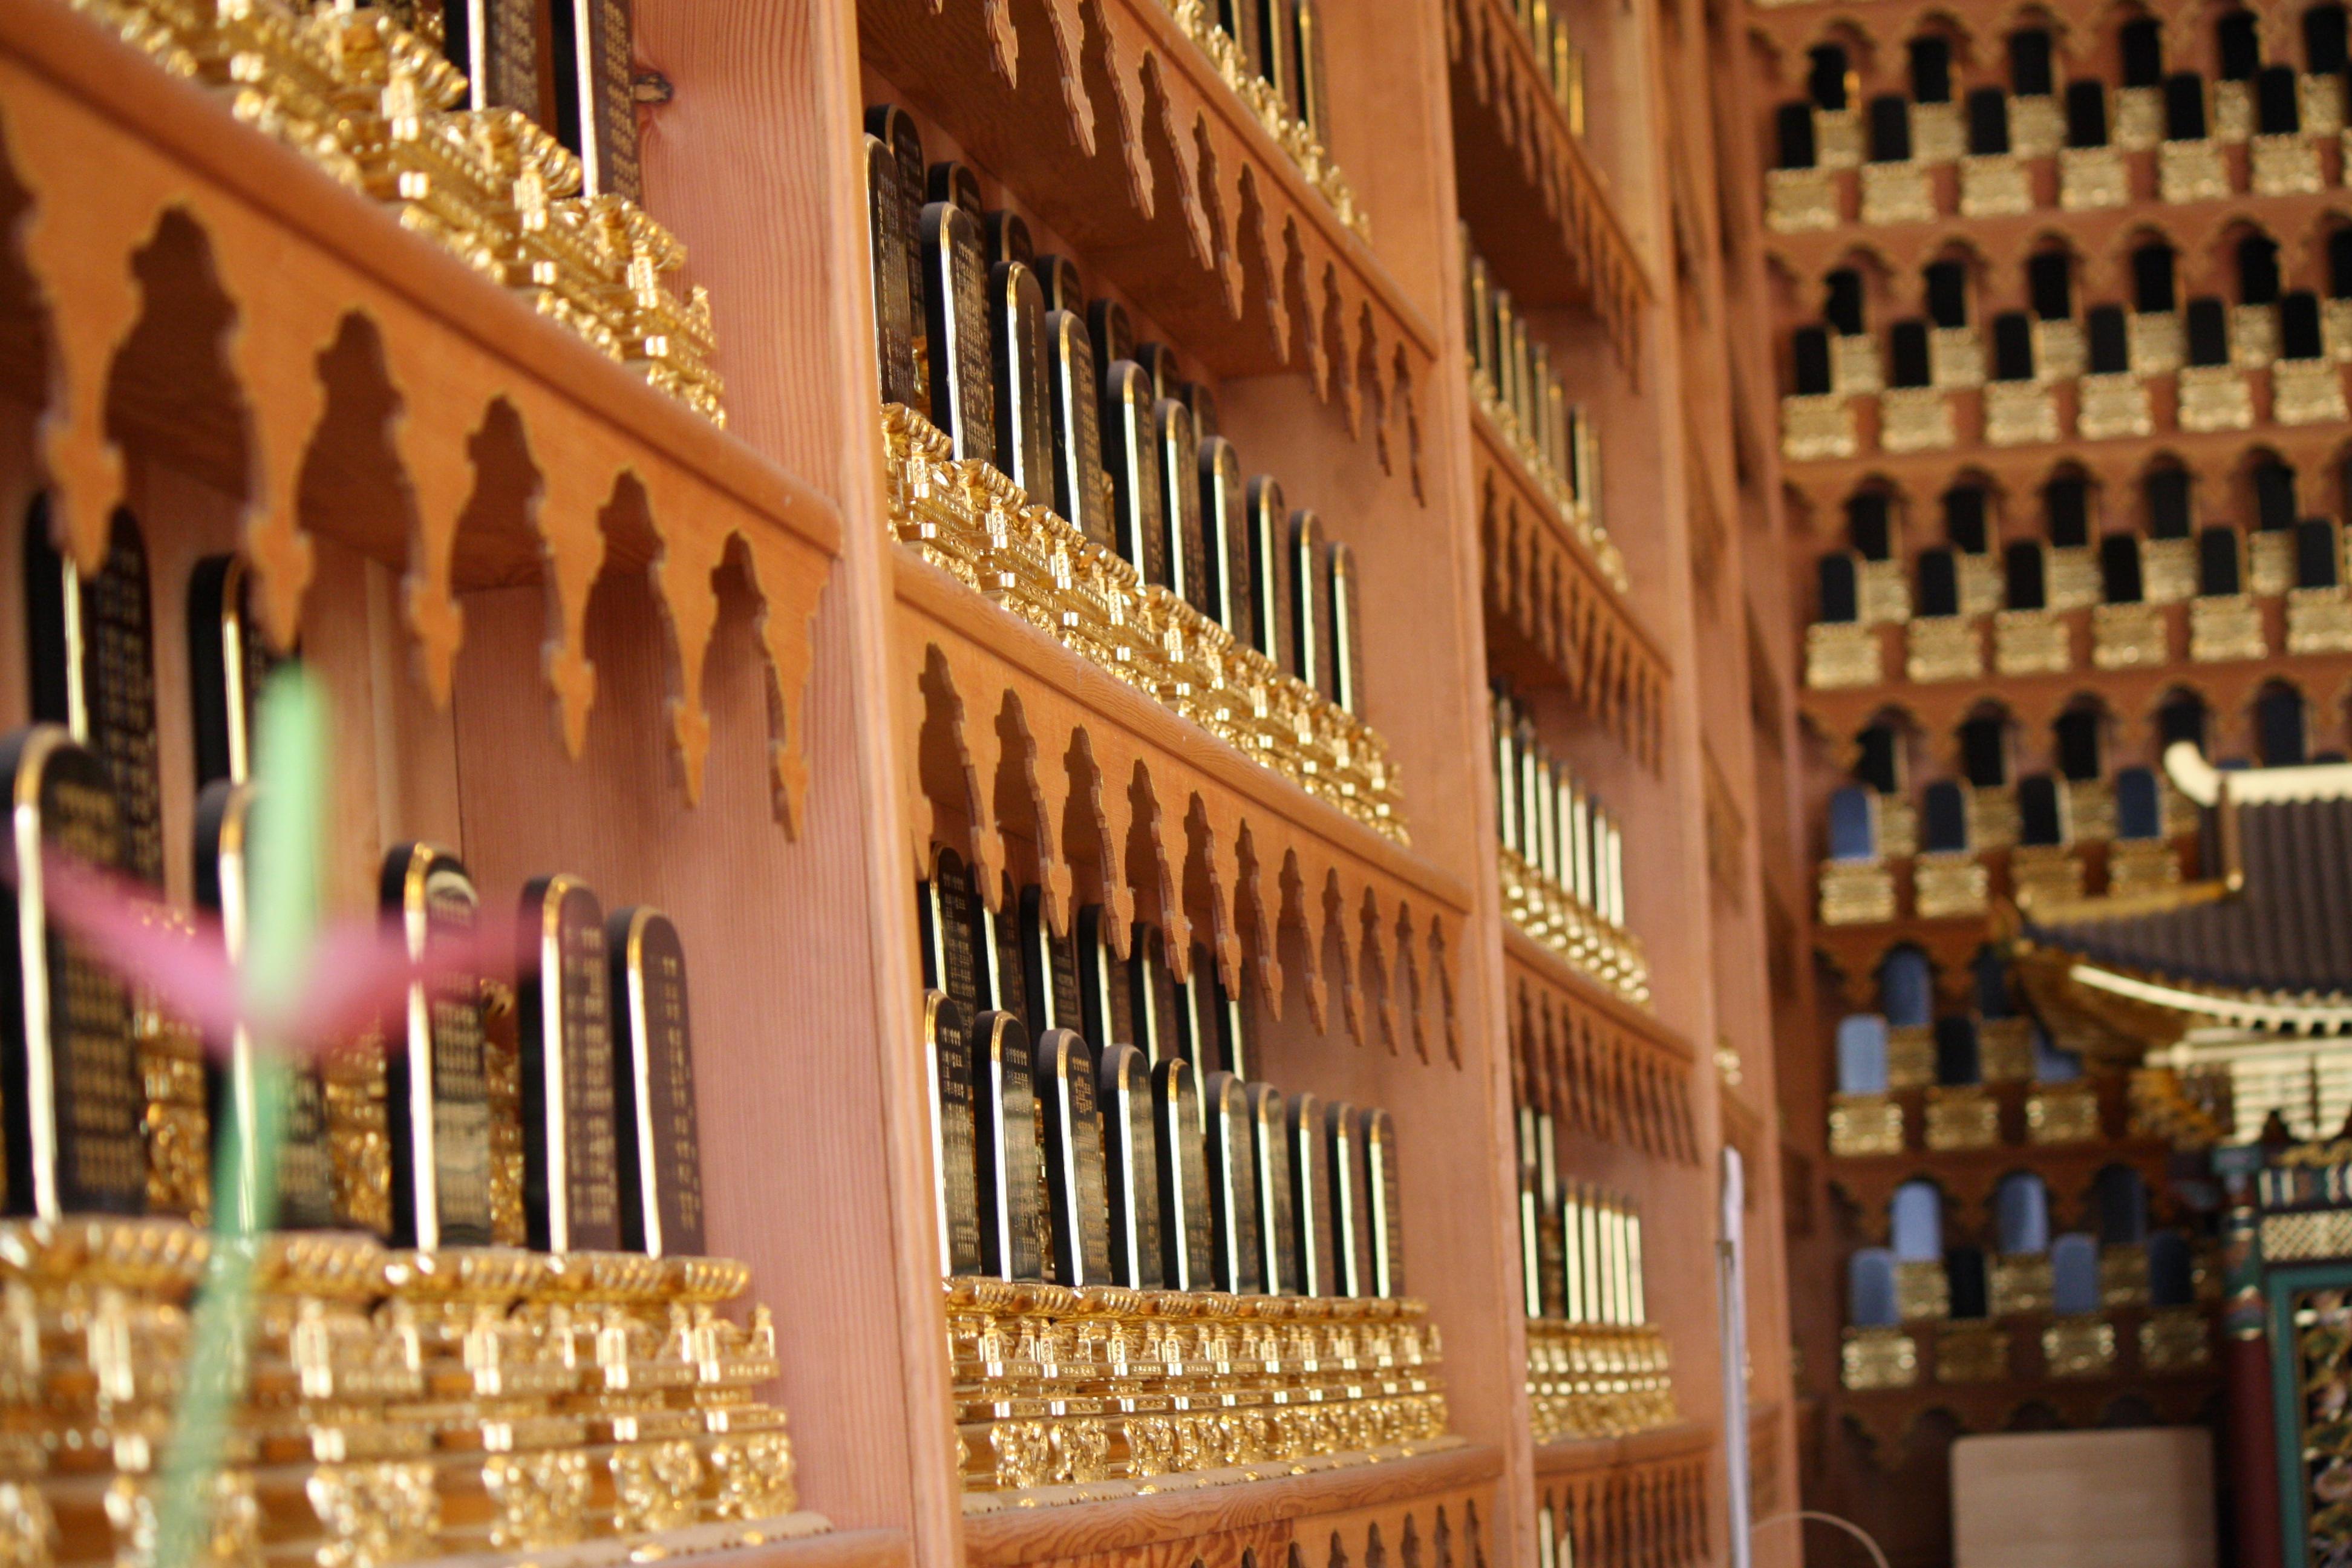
[2011,745,2352,1041]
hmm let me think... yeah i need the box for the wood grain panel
[964,1443,1501,1567]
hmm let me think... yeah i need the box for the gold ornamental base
[0,1219,807,1568]
[1522,1319,1676,1442]
[1499,850,1649,1006]
[884,406,1408,843]
[946,1280,1448,1498]
[68,0,725,422]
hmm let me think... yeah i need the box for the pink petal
[32,851,244,1041]
[287,916,523,1046]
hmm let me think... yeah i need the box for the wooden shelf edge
[4,0,840,561]
[959,1441,1501,1566]
[1838,1369,2224,1396]
[1444,0,1651,358]
[893,550,1471,913]
[1824,1137,2175,1177]
[858,0,1441,469]
[322,1524,907,1568]
[1763,175,2352,277]
[1503,922,1691,1063]
[1797,644,2352,730]
[1463,0,1652,309]
[713,1530,914,1568]
[1474,407,1670,769]
[5,5,847,823]
[1111,0,1444,365]
[1471,408,1638,635]
[1532,1419,1716,1478]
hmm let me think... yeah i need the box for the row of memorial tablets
[1512,1151,1654,1330]
[1460,229,1602,526]
[0,719,713,1261]
[918,847,1404,1297]
[1495,0,1586,130]
[1490,688,1627,930]
[863,108,1370,720]
[923,848,1252,1082]
[1202,0,1339,146]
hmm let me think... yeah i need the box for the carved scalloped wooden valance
[897,550,1466,1065]
[3,1,837,828]
[861,0,1438,493]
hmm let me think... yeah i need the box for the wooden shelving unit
[1447,0,1805,1543]
[2,0,1804,1561]
[857,0,1437,471]
[1475,406,1670,769]
[1443,0,1650,358]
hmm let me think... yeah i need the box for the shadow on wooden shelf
[1444,0,1648,362]
[1477,411,1667,772]
[1535,1416,1713,1475]
[0,0,838,827]
[960,1441,1499,1567]
[693,1530,913,1568]
[896,549,1467,1061]
[857,0,1436,480]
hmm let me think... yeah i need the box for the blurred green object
[154,668,323,1568]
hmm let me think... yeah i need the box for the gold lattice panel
[2263,1210,2352,1263]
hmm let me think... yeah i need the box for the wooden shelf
[1504,924,1687,1060]
[1800,629,2352,742]
[1443,0,1650,362]
[1530,1422,1714,1568]
[895,549,1471,1060]
[1830,1368,2222,1458]
[716,1532,913,1568]
[633,1530,910,1568]
[1534,1418,1715,1477]
[1,0,839,822]
[407,1527,910,1568]
[1765,186,2352,285]
[1505,924,1702,1167]
[1476,407,1668,770]
[1825,1134,2178,1224]
[960,1442,1501,1568]
[858,0,1439,468]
